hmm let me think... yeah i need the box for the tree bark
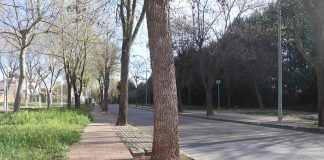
[67,82,72,109]
[227,90,231,108]
[103,85,109,112]
[206,84,214,116]
[254,79,264,109]
[314,0,324,127]
[47,92,52,109]
[74,92,81,109]
[13,49,26,112]
[116,42,131,126]
[100,87,103,109]
[177,87,183,113]
[187,86,191,105]
[146,0,180,159]
[317,67,324,127]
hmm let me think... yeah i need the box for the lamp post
[132,55,148,107]
[277,0,283,123]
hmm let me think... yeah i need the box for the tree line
[130,0,324,129]
[2,0,324,159]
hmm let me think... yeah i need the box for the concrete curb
[130,106,324,135]
[182,113,324,135]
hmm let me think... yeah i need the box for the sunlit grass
[0,107,91,160]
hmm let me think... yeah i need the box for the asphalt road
[108,104,324,160]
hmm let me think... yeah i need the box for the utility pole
[277,0,283,123]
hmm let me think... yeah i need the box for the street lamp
[277,0,283,123]
[132,55,148,107]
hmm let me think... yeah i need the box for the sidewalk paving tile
[67,106,133,160]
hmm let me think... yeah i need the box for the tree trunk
[47,92,52,109]
[187,86,191,105]
[13,49,26,112]
[100,86,104,110]
[227,90,231,108]
[206,84,214,116]
[254,79,264,109]
[116,42,131,126]
[315,0,324,127]
[74,92,81,109]
[147,0,180,159]
[317,67,324,127]
[103,85,109,112]
[177,87,183,113]
[67,82,72,109]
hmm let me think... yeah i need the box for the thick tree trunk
[74,93,81,109]
[13,49,26,112]
[254,79,264,109]
[317,66,324,127]
[315,0,324,127]
[206,85,214,116]
[116,42,131,126]
[147,0,180,159]
[103,85,109,112]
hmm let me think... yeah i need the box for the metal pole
[278,0,283,123]
[218,83,220,110]
[145,62,148,106]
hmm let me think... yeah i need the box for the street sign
[216,80,221,84]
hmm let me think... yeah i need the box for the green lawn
[0,107,91,160]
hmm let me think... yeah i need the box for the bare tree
[130,58,145,106]
[92,37,119,111]
[0,48,19,107]
[36,57,63,108]
[147,0,179,159]
[0,0,59,111]
[50,0,109,109]
[116,0,147,126]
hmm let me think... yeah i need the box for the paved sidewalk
[68,106,133,160]
[182,110,317,127]
[115,125,153,157]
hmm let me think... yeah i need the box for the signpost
[216,80,221,110]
